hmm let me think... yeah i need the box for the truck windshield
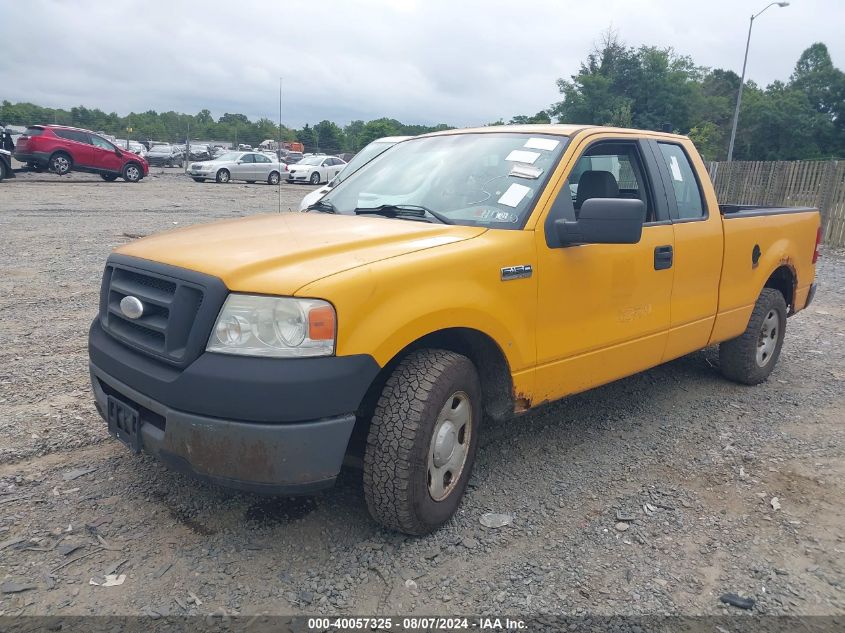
[319,132,567,228]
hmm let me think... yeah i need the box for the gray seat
[575,170,619,209]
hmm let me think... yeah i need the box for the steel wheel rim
[756,309,780,367]
[427,391,472,501]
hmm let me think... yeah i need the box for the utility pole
[726,2,790,162]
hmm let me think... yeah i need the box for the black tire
[267,171,280,185]
[216,169,230,183]
[101,173,118,182]
[122,163,142,183]
[720,288,787,385]
[192,177,206,183]
[363,349,481,535]
[49,152,72,175]
[309,171,321,185]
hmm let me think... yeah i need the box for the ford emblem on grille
[119,296,145,319]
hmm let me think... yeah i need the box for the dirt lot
[0,166,843,620]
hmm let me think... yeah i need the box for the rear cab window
[657,143,706,219]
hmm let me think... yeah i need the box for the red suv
[14,125,149,182]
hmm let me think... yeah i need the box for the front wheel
[216,169,230,183]
[309,171,321,185]
[122,163,142,183]
[720,288,787,385]
[363,349,481,535]
[267,171,280,185]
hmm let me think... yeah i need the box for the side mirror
[554,198,645,246]
[114,148,122,157]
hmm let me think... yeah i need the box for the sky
[1,0,841,129]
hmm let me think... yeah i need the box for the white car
[299,136,411,210]
[286,155,347,185]
[187,151,286,184]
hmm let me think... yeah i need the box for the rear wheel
[363,349,481,535]
[49,152,72,175]
[310,171,321,185]
[216,169,230,183]
[122,163,142,183]
[720,288,787,385]
[101,173,118,182]
[267,171,280,185]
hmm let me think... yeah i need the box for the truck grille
[98,256,227,367]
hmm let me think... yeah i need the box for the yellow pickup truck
[89,125,821,534]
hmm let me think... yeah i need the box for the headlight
[207,295,336,357]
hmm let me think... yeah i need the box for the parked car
[281,151,303,163]
[88,124,819,534]
[146,144,184,167]
[287,155,347,184]
[187,144,211,161]
[13,125,149,182]
[0,148,14,182]
[187,151,285,184]
[300,136,411,210]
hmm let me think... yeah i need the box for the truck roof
[421,123,690,142]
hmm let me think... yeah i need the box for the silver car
[188,151,286,184]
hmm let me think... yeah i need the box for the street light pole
[726,1,789,162]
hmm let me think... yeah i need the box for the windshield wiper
[354,204,454,224]
[306,199,336,214]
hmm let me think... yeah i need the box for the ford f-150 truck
[88,125,820,534]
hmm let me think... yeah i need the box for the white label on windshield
[505,150,540,164]
[669,155,683,181]
[524,137,559,151]
[498,183,531,207]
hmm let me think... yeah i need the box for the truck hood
[115,213,486,295]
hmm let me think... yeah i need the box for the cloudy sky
[1,0,841,129]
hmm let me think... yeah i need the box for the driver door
[88,134,123,173]
[533,137,674,403]
[231,153,255,180]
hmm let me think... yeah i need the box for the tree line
[1,37,841,161]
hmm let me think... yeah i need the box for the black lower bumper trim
[91,363,356,494]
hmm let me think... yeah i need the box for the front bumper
[89,319,381,493]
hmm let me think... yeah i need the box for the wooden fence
[707,160,845,248]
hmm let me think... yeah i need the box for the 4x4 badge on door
[501,265,533,281]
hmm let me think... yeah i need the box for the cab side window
[657,143,705,219]
[254,154,271,163]
[568,142,654,222]
[241,154,255,163]
[90,135,115,150]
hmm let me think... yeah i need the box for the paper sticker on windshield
[669,155,684,181]
[509,163,543,180]
[505,150,540,164]
[524,138,559,151]
[498,183,531,207]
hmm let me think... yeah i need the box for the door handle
[654,245,673,270]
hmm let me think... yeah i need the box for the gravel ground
[0,166,843,619]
